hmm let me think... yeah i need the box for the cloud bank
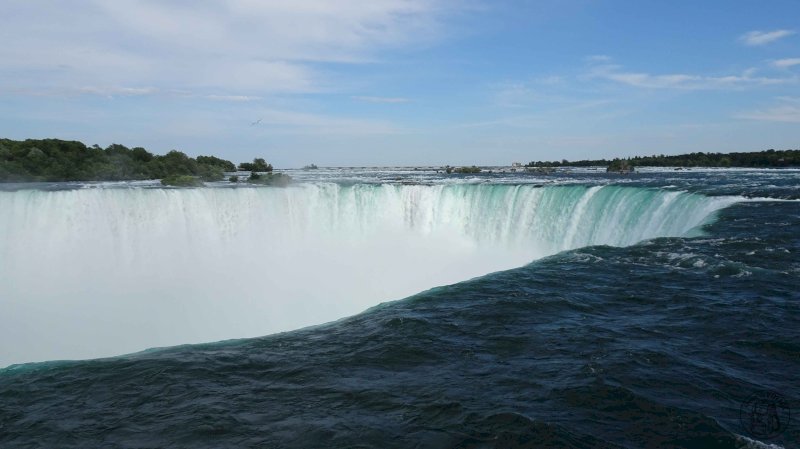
[739,29,795,46]
[773,58,800,68]
[0,0,449,98]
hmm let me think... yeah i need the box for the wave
[0,184,740,366]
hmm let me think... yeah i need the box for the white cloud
[205,95,262,102]
[588,60,798,90]
[536,75,564,85]
[76,86,158,97]
[737,97,800,123]
[737,106,800,123]
[352,96,411,103]
[585,55,612,63]
[490,77,567,108]
[0,86,265,102]
[0,0,451,97]
[491,82,538,108]
[604,72,696,88]
[773,58,800,68]
[252,108,401,135]
[739,29,795,46]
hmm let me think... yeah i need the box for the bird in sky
[250,118,263,126]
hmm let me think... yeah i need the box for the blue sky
[1,0,798,167]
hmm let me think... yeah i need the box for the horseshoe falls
[0,183,735,367]
[2,170,799,448]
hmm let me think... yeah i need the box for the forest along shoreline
[1,138,798,185]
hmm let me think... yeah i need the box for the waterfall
[0,184,739,366]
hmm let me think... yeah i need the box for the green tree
[197,155,235,171]
[239,158,273,172]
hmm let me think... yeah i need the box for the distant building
[512,162,523,167]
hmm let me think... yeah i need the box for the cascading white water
[0,183,739,366]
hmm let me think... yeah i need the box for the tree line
[525,149,800,169]
[0,138,273,182]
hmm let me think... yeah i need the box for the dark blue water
[1,170,798,448]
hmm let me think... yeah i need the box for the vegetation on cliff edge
[248,172,292,187]
[0,138,278,183]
